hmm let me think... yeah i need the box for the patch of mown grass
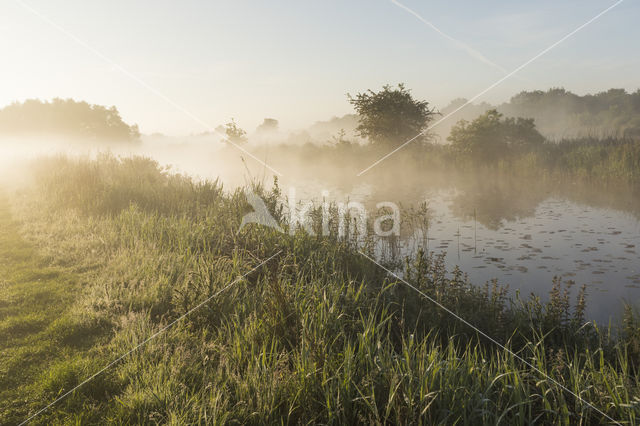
[2,155,639,424]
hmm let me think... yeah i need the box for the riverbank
[1,155,638,424]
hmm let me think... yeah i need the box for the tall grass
[2,154,639,424]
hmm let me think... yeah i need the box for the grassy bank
[1,155,639,424]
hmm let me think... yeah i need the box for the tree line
[0,98,140,141]
[441,87,640,140]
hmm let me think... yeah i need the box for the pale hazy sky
[0,0,637,135]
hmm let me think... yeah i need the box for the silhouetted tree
[448,109,544,162]
[222,118,247,145]
[348,84,436,148]
[0,98,139,141]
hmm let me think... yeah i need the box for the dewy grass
[0,191,112,424]
[1,154,639,424]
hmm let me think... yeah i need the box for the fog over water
[1,132,639,325]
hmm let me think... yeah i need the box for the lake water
[289,176,640,325]
[406,189,639,323]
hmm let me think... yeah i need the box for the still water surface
[294,178,640,324]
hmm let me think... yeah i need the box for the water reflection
[449,178,546,230]
[287,172,640,324]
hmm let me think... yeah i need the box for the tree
[502,116,545,152]
[348,84,436,148]
[448,109,544,162]
[222,118,247,145]
[256,118,279,133]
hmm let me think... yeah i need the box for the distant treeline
[308,88,640,142]
[0,98,140,141]
[440,88,640,140]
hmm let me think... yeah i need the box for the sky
[0,0,637,135]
